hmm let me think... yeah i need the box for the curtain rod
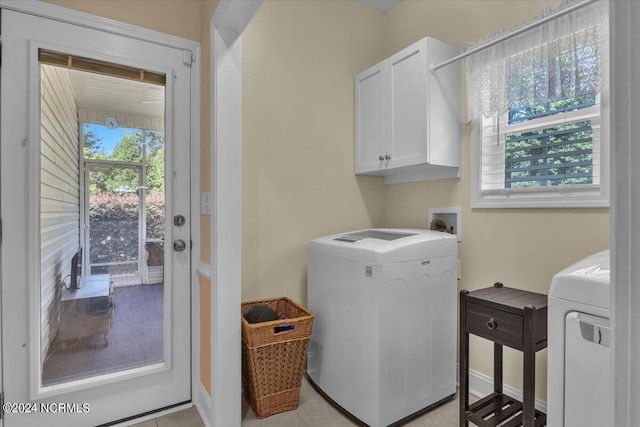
[430,0,596,73]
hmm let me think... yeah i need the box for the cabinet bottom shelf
[465,392,546,427]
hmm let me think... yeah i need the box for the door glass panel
[40,63,166,387]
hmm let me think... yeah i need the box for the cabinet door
[388,39,429,169]
[355,63,386,174]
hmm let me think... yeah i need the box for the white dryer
[547,250,610,427]
[307,228,457,427]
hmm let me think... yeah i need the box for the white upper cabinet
[355,62,387,172]
[355,37,461,184]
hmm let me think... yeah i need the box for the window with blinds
[467,0,610,209]
[480,93,601,192]
[472,58,609,208]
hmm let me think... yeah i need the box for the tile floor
[135,377,476,427]
[130,406,204,427]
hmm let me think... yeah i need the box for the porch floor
[42,283,164,386]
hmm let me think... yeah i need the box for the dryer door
[564,312,610,427]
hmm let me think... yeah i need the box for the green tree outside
[84,129,165,194]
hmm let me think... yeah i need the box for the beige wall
[199,0,218,397]
[382,0,610,401]
[242,0,609,403]
[200,276,212,395]
[241,0,387,304]
[42,0,203,41]
[45,0,610,405]
[200,0,219,265]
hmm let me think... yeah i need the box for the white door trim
[205,1,261,426]
[210,25,242,427]
[190,47,203,427]
[610,1,636,426]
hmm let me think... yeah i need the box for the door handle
[173,239,187,252]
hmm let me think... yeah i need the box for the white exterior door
[0,9,192,426]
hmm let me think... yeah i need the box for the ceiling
[65,68,165,119]
[359,0,403,13]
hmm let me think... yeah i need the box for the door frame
[82,160,144,283]
[610,1,639,426]
[0,0,202,416]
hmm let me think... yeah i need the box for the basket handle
[274,324,294,334]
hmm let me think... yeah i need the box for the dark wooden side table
[460,283,547,427]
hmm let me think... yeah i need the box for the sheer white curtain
[465,0,609,122]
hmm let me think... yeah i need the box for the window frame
[471,79,610,209]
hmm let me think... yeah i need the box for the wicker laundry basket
[241,297,315,418]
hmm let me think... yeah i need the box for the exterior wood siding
[79,108,164,132]
[40,64,80,359]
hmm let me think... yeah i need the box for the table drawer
[465,302,523,349]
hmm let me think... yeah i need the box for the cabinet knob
[385,154,391,160]
[379,155,384,161]
[487,318,497,330]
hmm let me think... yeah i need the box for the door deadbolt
[173,239,187,252]
[174,215,186,226]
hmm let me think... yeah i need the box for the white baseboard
[456,364,547,414]
[194,382,212,427]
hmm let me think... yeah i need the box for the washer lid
[549,250,610,309]
[309,228,457,263]
[336,229,417,241]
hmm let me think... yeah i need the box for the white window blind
[480,96,601,192]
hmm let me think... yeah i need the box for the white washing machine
[307,228,457,427]
[547,250,610,427]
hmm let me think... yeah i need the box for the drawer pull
[487,318,497,330]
